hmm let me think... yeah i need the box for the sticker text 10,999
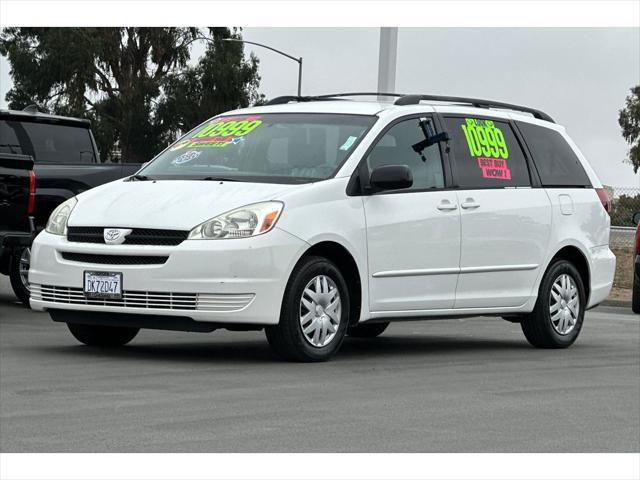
[460,118,509,159]
[193,118,262,139]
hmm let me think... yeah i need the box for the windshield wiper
[200,176,240,182]
[127,174,152,181]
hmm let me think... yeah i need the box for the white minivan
[29,93,616,361]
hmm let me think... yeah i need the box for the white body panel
[454,188,551,308]
[364,190,460,311]
[29,100,616,327]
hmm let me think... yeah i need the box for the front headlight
[188,201,284,240]
[45,197,77,235]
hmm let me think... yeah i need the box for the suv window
[0,120,95,164]
[366,117,445,191]
[516,121,591,187]
[445,116,530,188]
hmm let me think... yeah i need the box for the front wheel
[67,323,139,347]
[9,246,31,307]
[521,259,586,348]
[265,256,350,362]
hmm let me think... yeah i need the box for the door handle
[461,199,480,209]
[437,200,458,211]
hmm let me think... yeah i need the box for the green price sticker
[461,118,509,159]
[193,118,263,139]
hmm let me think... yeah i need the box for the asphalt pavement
[0,277,638,452]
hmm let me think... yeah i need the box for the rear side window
[516,122,591,187]
[0,120,95,164]
[444,117,531,188]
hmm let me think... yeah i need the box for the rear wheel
[9,246,31,307]
[265,256,349,362]
[521,259,585,348]
[348,322,389,338]
[67,323,139,347]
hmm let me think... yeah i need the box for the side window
[0,120,25,156]
[445,116,531,188]
[366,117,445,191]
[516,121,591,187]
[1,121,95,164]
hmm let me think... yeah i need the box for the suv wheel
[265,256,349,362]
[67,323,139,347]
[348,322,389,338]
[521,259,586,348]
[9,246,31,307]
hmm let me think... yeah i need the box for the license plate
[83,271,123,299]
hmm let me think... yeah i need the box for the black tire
[9,246,30,307]
[348,321,389,338]
[67,323,139,347]
[521,259,586,348]
[265,255,350,362]
[633,271,640,314]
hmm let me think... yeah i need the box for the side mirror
[632,212,640,226]
[0,153,34,170]
[370,165,413,191]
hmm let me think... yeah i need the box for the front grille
[31,285,255,312]
[61,252,168,265]
[67,227,189,246]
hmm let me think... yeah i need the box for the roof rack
[264,92,405,106]
[394,94,555,123]
[262,92,554,123]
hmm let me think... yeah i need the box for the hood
[68,179,301,230]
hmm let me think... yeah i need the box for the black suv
[0,107,141,305]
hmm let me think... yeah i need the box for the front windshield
[141,113,377,183]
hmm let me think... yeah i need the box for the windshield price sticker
[461,118,512,180]
[171,116,262,150]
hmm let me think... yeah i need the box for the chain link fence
[607,187,637,288]
[607,186,638,250]
[609,186,640,228]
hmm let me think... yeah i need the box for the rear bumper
[29,228,309,325]
[587,245,616,308]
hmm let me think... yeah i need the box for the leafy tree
[158,28,264,134]
[619,85,640,173]
[0,27,262,163]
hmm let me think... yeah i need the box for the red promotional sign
[477,157,511,180]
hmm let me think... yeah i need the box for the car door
[362,115,461,313]
[443,115,551,309]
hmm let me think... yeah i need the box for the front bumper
[29,228,309,325]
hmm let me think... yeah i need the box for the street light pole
[222,38,303,97]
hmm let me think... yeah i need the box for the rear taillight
[595,188,611,215]
[27,170,36,215]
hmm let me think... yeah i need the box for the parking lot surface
[0,277,638,452]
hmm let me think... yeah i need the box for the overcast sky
[1,27,638,187]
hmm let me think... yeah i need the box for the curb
[600,299,632,308]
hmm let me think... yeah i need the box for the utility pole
[377,27,398,101]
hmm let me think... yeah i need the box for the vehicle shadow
[33,333,530,365]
